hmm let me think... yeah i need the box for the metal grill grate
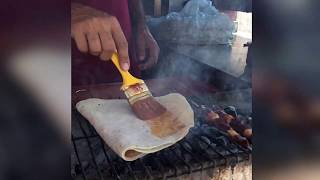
[71,94,251,180]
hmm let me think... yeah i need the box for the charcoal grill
[71,76,252,180]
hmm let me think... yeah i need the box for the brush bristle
[124,82,167,120]
[131,96,167,120]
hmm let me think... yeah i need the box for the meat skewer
[206,110,251,147]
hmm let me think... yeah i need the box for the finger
[86,32,102,56]
[99,50,114,61]
[99,32,116,61]
[140,42,159,70]
[139,56,155,70]
[111,19,130,71]
[137,34,146,61]
[72,32,88,53]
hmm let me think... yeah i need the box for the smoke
[148,0,234,45]
[147,0,250,83]
[145,0,253,126]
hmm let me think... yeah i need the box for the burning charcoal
[233,135,250,148]
[172,145,182,157]
[163,149,172,157]
[200,124,210,133]
[117,165,129,174]
[185,133,194,142]
[74,164,82,175]
[188,138,202,151]
[202,127,214,136]
[198,141,209,151]
[201,105,207,110]
[95,152,106,165]
[201,124,221,137]
[142,155,155,166]
[181,142,193,152]
[207,127,222,137]
[200,136,211,144]
[71,169,76,177]
[190,128,201,136]
[183,153,193,163]
[214,136,230,146]
[224,106,238,117]
[211,105,222,111]
[195,120,202,127]
[199,136,211,150]
[203,135,218,148]
[189,99,200,108]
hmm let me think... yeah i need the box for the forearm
[128,0,146,29]
[71,2,86,22]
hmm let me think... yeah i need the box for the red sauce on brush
[130,83,144,93]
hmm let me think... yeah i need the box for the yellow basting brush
[111,53,166,120]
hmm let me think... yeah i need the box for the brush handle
[111,53,143,90]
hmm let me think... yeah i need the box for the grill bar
[98,137,121,180]
[126,162,138,180]
[84,119,98,136]
[154,154,167,179]
[178,143,204,171]
[171,147,192,174]
[159,151,179,178]
[183,139,217,164]
[139,159,153,179]
[75,116,105,180]
[83,120,122,179]
[72,135,87,180]
[190,131,227,160]
[73,135,100,141]
[166,148,189,176]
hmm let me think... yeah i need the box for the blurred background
[0,1,70,180]
[253,0,320,179]
[0,0,319,179]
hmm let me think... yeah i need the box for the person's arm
[71,2,130,70]
[128,0,160,70]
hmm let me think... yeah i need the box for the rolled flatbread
[76,93,194,161]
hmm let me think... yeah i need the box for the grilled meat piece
[206,111,250,147]
[230,117,252,142]
[221,108,253,143]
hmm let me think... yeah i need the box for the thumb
[137,34,146,61]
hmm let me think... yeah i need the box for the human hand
[135,25,160,70]
[71,3,130,70]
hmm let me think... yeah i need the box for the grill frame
[71,80,252,180]
[72,115,251,180]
